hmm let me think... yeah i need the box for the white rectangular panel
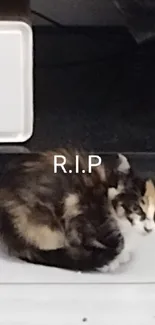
[0,21,33,142]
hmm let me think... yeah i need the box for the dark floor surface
[3,26,155,153]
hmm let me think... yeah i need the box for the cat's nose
[144,226,152,233]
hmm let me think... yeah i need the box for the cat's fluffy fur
[0,149,154,272]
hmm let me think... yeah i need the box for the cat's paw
[101,258,120,273]
[99,250,131,273]
[118,249,131,265]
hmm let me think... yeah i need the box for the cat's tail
[19,232,124,272]
[19,247,118,271]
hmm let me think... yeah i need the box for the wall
[31,0,124,25]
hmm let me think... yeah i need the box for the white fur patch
[108,187,120,200]
[102,259,120,273]
[100,249,131,273]
[118,154,130,174]
[116,205,125,218]
[108,182,124,201]
[63,193,81,219]
[118,249,131,264]
[65,193,79,209]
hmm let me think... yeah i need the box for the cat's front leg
[118,248,131,264]
[101,248,131,273]
[102,213,133,272]
[64,214,125,271]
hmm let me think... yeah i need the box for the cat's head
[112,178,155,234]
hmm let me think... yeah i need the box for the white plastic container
[0,21,33,142]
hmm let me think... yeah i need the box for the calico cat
[0,149,153,272]
[102,177,155,272]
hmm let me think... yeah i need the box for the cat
[0,148,153,272]
[101,177,155,272]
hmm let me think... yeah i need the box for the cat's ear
[117,154,130,174]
